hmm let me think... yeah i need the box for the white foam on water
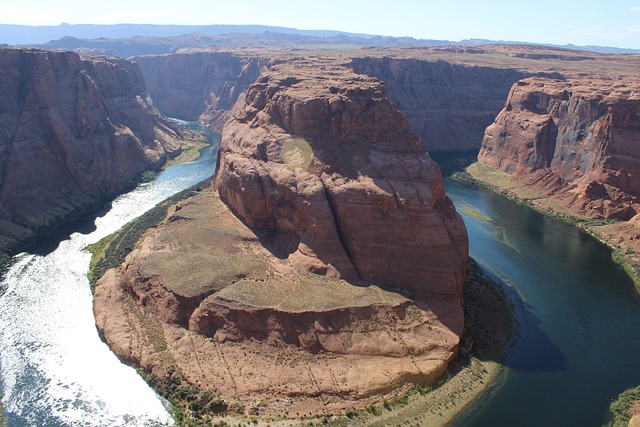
[0,145,215,426]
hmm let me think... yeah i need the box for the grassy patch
[140,370,230,427]
[86,179,212,290]
[162,134,211,170]
[612,249,640,293]
[459,203,493,222]
[606,386,640,427]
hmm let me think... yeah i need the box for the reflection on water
[0,134,217,426]
[445,179,640,427]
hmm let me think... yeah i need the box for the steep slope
[351,57,526,151]
[134,50,527,152]
[0,48,184,252]
[134,52,269,128]
[94,58,468,418]
[216,58,468,295]
[477,76,640,220]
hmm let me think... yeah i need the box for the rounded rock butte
[94,58,468,417]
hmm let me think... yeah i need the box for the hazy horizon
[1,0,640,50]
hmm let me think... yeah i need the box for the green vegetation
[140,170,159,183]
[162,134,211,170]
[606,386,640,427]
[86,179,212,289]
[459,203,493,222]
[612,248,640,293]
[140,370,229,427]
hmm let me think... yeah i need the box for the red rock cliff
[351,57,526,151]
[0,48,183,252]
[478,76,640,220]
[215,58,468,297]
[94,58,469,417]
[134,52,269,128]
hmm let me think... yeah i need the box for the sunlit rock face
[0,48,184,252]
[479,76,640,220]
[95,58,469,417]
[215,58,468,296]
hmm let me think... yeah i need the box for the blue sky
[2,0,640,48]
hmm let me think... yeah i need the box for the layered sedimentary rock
[478,76,640,220]
[94,59,468,417]
[352,57,526,151]
[0,48,183,252]
[216,59,468,295]
[134,52,269,128]
[135,50,527,152]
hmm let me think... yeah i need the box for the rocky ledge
[478,76,640,220]
[0,48,186,252]
[94,58,468,417]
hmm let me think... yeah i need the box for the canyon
[89,44,640,423]
[2,39,640,425]
[469,67,640,308]
[0,48,188,253]
[94,58,468,418]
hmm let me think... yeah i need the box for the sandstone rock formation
[352,57,526,151]
[0,48,185,252]
[478,76,640,220]
[94,59,468,417]
[216,59,468,296]
[134,52,269,128]
[135,50,528,152]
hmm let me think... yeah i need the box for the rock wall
[135,52,525,152]
[478,76,640,220]
[134,52,269,128]
[0,48,183,252]
[215,58,468,297]
[351,57,526,151]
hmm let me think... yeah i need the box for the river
[0,124,217,427]
[445,179,640,427]
[1,140,639,426]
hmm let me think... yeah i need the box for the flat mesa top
[140,190,408,311]
[173,44,640,81]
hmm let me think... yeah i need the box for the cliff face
[216,59,468,296]
[134,52,269,128]
[135,52,525,152]
[94,58,468,417]
[0,48,183,252]
[478,76,640,220]
[351,57,526,151]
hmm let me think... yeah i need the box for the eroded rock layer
[95,58,468,417]
[95,189,465,416]
[478,76,640,220]
[134,52,269,128]
[352,57,526,151]
[0,48,184,252]
[215,58,468,296]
